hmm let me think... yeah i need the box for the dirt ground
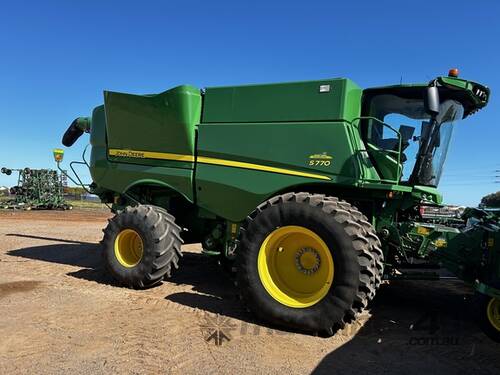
[0,209,499,375]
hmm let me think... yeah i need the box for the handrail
[351,116,401,137]
[351,116,403,182]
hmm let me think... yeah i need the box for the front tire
[101,205,183,288]
[236,192,379,334]
[477,293,500,342]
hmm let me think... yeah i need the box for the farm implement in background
[1,160,71,210]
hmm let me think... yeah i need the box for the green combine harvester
[62,69,500,341]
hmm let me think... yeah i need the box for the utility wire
[443,169,500,175]
[440,182,500,186]
[442,175,500,179]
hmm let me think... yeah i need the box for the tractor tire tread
[101,204,182,289]
[236,192,382,335]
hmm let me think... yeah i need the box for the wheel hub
[257,225,334,308]
[295,247,321,275]
[114,229,144,268]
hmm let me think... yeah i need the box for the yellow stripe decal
[109,149,195,162]
[197,156,331,180]
[108,148,330,181]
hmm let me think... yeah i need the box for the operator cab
[360,73,488,187]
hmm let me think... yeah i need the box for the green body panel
[104,85,201,167]
[366,143,400,181]
[196,166,321,221]
[89,105,194,201]
[412,185,443,204]
[359,182,412,192]
[196,121,374,221]
[202,78,361,123]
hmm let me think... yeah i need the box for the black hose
[62,118,84,147]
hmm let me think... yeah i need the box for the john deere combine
[61,70,500,340]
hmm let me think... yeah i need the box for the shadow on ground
[6,233,90,245]
[7,236,100,269]
[6,236,253,322]
[6,235,500,373]
[312,281,500,374]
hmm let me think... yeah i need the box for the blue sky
[0,1,499,206]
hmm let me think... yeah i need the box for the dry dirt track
[0,209,499,375]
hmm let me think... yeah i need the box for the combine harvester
[61,69,500,341]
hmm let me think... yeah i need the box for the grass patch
[66,200,108,210]
[0,197,108,209]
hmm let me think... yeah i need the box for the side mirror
[424,86,440,116]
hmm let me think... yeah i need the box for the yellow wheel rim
[487,297,500,332]
[257,225,334,308]
[114,229,144,268]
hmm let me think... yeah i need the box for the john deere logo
[112,150,146,159]
[308,153,332,167]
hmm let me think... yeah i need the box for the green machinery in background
[61,69,500,341]
[1,161,71,210]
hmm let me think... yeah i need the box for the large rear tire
[101,204,183,288]
[323,196,384,308]
[236,192,381,334]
